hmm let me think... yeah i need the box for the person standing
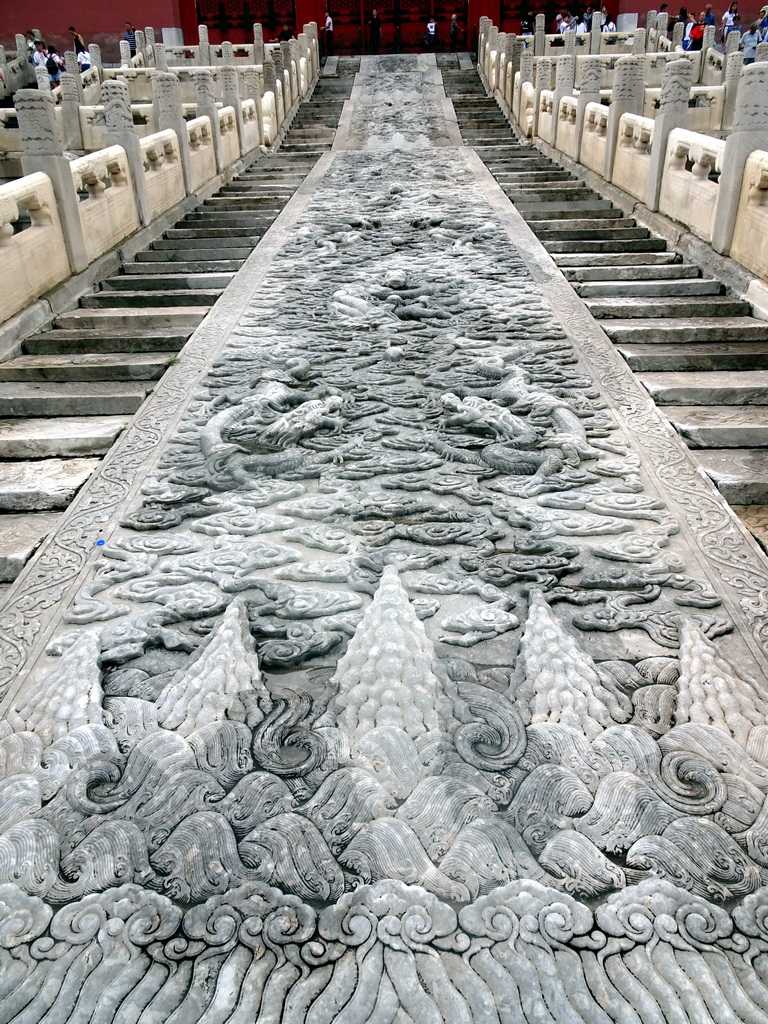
[720,2,738,38]
[449,13,460,50]
[45,46,64,86]
[123,22,137,57]
[69,26,86,52]
[369,9,382,53]
[31,39,48,70]
[425,16,437,49]
[323,11,334,56]
[741,19,761,59]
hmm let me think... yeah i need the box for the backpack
[690,24,704,40]
[46,55,59,75]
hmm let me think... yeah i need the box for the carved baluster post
[0,47,5,82]
[723,51,744,128]
[16,34,33,85]
[590,17,602,54]
[193,69,223,171]
[575,55,601,159]
[757,41,768,62]
[724,28,741,78]
[553,53,576,139]
[272,50,287,127]
[221,41,235,65]
[646,57,693,209]
[632,28,647,53]
[656,12,668,41]
[712,63,768,253]
[533,56,553,137]
[154,44,169,72]
[145,27,156,50]
[155,72,193,189]
[221,64,246,156]
[520,49,534,87]
[495,32,508,93]
[102,78,151,225]
[243,67,265,146]
[280,41,294,109]
[305,22,320,77]
[88,44,103,74]
[604,54,645,179]
[534,14,546,56]
[59,73,83,151]
[16,88,88,271]
[565,30,577,55]
[64,51,83,100]
[672,20,685,49]
[119,40,132,66]
[289,37,301,97]
[297,32,311,91]
[645,9,657,49]
[199,25,211,66]
[253,23,265,64]
[35,66,50,92]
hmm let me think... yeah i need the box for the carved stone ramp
[446,72,768,533]
[3,54,768,1024]
[0,74,354,592]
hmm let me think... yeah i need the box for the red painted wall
[0,0,187,62]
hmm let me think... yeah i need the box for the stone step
[554,252,680,267]
[518,205,621,221]
[544,238,669,253]
[140,247,253,262]
[202,198,288,210]
[153,234,259,248]
[562,262,695,281]
[161,228,259,240]
[181,214,275,229]
[694,449,768,504]
[125,260,244,274]
[56,308,206,332]
[0,458,100,512]
[537,224,650,240]
[638,370,768,405]
[505,188,594,202]
[484,158,555,170]
[602,316,768,344]
[666,406,768,448]
[617,342,768,373]
[0,513,61,581]
[24,331,187,355]
[494,170,573,182]
[0,352,176,383]
[80,291,220,309]
[586,296,750,319]
[0,416,127,457]
[576,278,723,298]
[101,273,234,292]
[0,381,149,417]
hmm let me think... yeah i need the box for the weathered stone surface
[0,457,98,510]
[0,512,61,579]
[0,417,128,457]
[639,369,768,404]
[1,55,768,1024]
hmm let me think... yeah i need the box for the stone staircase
[0,74,354,588]
[445,71,768,538]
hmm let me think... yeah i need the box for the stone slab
[56,308,207,331]
[666,404,768,447]
[0,381,149,417]
[618,342,768,372]
[0,352,177,383]
[0,416,128,457]
[0,512,61,580]
[586,296,751,318]
[639,370,768,405]
[563,263,698,281]
[603,316,768,343]
[695,447,768,503]
[0,457,99,510]
[577,278,722,299]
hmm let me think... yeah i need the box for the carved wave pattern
[3,67,768,1020]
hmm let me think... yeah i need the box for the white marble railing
[478,16,768,310]
[0,22,320,328]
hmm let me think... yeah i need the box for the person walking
[449,13,461,50]
[322,11,334,56]
[424,16,437,49]
[69,26,86,52]
[369,9,382,53]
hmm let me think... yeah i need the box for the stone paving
[2,55,768,1023]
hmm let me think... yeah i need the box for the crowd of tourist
[21,27,91,88]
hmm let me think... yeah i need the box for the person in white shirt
[323,11,334,56]
[425,17,437,49]
[31,40,48,69]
